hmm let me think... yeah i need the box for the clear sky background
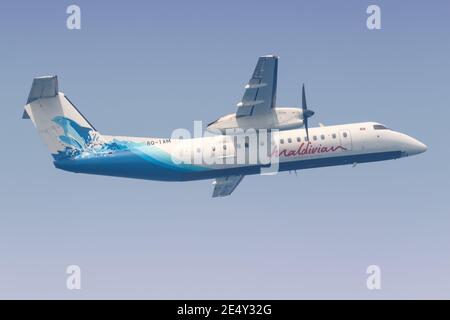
[0,0,449,299]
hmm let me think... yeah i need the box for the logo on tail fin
[52,116,97,160]
[53,116,92,150]
[52,116,130,161]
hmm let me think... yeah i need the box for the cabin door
[339,129,353,151]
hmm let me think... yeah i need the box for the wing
[212,175,245,198]
[236,55,278,117]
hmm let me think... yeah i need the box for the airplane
[22,55,427,197]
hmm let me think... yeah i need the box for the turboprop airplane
[22,55,427,197]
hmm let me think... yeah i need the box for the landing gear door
[339,129,353,151]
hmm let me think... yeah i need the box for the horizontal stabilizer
[27,76,59,104]
[23,76,59,119]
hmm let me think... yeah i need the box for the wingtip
[261,54,279,59]
[32,75,58,81]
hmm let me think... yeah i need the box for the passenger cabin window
[297,137,301,142]
[223,144,227,150]
[321,135,325,140]
[313,136,317,141]
[280,139,284,144]
[374,124,389,130]
[288,138,292,144]
[332,134,337,139]
[343,132,348,138]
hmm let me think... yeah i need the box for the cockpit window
[373,124,389,130]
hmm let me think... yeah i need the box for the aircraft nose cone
[415,140,428,154]
[403,136,427,156]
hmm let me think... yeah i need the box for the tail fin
[23,76,100,160]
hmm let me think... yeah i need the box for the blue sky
[0,0,449,299]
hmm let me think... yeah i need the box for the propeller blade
[305,117,309,141]
[302,84,307,110]
[302,84,310,140]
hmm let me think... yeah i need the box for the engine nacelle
[207,107,305,133]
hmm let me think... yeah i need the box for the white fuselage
[75,121,428,182]
[109,122,426,164]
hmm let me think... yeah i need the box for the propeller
[301,84,315,141]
